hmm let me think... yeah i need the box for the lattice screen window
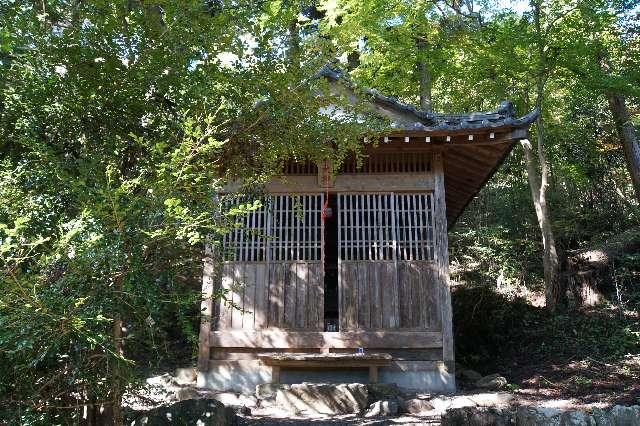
[222,197,269,262]
[338,193,435,262]
[396,193,435,261]
[339,153,432,174]
[222,194,323,262]
[269,194,323,262]
[338,194,396,261]
[282,160,319,175]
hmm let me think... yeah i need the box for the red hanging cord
[320,161,330,275]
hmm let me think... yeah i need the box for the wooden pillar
[368,366,379,384]
[317,159,334,188]
[197,244,216,375]
[271,366,281,384]
[433,152,455,379]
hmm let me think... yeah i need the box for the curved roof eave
[317,64,539,135]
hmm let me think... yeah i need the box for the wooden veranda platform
[257,352,393,384]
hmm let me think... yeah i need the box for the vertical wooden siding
[268,262,323,330]
[217,262,324,331]
[339,261,398,330]
[218,263,266,330]
[338,261,440,330]
[397,261,441,329]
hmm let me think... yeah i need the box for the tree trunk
[521,134,564,311]
[111,277,124,426]
[606,92,640,202]
[416,39,432,112]
[522,86,564,311]
[522,0,564,312]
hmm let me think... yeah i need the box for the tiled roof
[317,65,539,132]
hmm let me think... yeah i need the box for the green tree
[0,1,371,423]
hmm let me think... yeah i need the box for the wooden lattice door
[337,193,399,330]
[218,194,324,331]
[337,193,440,331]
[395,193,441,329]
[266,194,324,330]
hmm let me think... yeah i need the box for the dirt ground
[452,284,640,408]
[502,354,640,406]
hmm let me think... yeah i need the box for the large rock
[174,387,200,401]
[441,407,513,426]
[212,392,257,408]
[174,367,197,385]
[516,406,595,426]
[274,383,368,415]
[458,369,483,382]
[430,395,477,413]
[467,392,515,408]
[606,405,640,425]
[145,373,177,388]
[256,383,285,401]
[400,398,435,414]
[475,374,508,390]
[516,405,640,426]
[516,406,564,425]
[560,410,597,426]
[126,398,236,425]
[591,405,640,426]
[367,383,401,404]
[364,400,399,418]
[592,408,615,426]
[173,388,257,410]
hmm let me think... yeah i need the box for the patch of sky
[52,25,64,37]
[187,32,259,70]
[384,15,404,27]
[55,65,67,76]
[494,0,530,14]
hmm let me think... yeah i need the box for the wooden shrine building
[198,68,538,393]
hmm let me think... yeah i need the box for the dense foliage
[1,0,639,424]
[0,1,372,423]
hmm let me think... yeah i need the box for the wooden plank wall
[339,261,440,331]
[267,261,323,330]
[216,261,323,331]
[339,261,398,330]
[397,261,441,329]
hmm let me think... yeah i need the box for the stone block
[442,407,513,426]
[256,383,286,401]
[213,392,257,408]
[126,398,235,426]
[475,374,508,390]
[367,383,401,404]
[174,367,197,384]
[364,400,399,418]
[400,398,435,414]
[275,383,368,415]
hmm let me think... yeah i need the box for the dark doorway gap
[323,193,339,331]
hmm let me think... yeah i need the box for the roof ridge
[317,64,538,130]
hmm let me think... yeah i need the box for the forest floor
[452,284,640,408]
[498,352,640,407]
[451,354,640,412]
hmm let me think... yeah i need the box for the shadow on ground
[452,285,640,405]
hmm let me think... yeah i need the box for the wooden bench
[257,353,393,384]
